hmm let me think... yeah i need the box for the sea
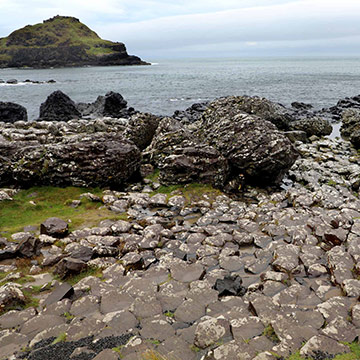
[0,57,360,121]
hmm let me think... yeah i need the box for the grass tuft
[0,186,118,239]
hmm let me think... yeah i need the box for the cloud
[0,0,359,57]
[94,0,360,56]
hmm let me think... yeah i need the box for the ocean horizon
[1,56,360,120]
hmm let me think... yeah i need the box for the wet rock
[0,102,28,123]
[40,217,69,238]
[340,108,360,147]
[39,90,81,121]
[79,91,128,118]
[300,335,349,358]
[214,275,247,297]
[284,130,308,143]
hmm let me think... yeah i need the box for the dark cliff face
[0,15,149,68]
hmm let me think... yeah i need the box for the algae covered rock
[0,132,141,188]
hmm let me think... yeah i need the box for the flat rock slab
[43,282,74,307]
[194,316,230,349]
[140,317,175,341]
[300,335,350,358]
[100,291,134,314]
[170,262,204,282]
[321,316,357,343]
[230,316,264,341]
[93,349,120,360]
[0,307,36,329]
[20,314,65,337]
[174,298,206,323]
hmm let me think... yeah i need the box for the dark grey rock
[43,283,74,307]
[53,257,87,279]
[0,102,27,123]
[39,90,81,121]
[40,217,68,238]
[214,275,247,297]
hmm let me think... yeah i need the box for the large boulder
[146,117,196,164]
[78,91,130,118]
[0,133,141,188]
[290,117,332,137]
[158,144,229,188]
[195,97,299,186]
[340,109,360,148]
[0,102,28,123]
[39,90,81,121]
[203,96,293,130]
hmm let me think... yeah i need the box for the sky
[0,0,360,59]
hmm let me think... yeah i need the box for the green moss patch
[0,186,119,238]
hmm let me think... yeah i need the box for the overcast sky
[1,0,360,59]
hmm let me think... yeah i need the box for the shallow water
[1,57,360,120]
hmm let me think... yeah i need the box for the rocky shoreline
[0,92,360,360]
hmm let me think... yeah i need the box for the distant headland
[0,15,149,68]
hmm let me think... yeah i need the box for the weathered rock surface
[0,132,141,188]
[39,90,81,122]
[195,99,298,186]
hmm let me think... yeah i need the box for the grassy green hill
[0,16,148,68]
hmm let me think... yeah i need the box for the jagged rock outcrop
[0,16,148,68]
[39,90,81,121]
[77,91,129,118]
[194,97,299,186]
[0,102,27,123]
[340,109,360,148]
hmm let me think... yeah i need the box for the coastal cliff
[0,16,149,68]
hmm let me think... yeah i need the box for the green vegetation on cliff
[0,15,148,68]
